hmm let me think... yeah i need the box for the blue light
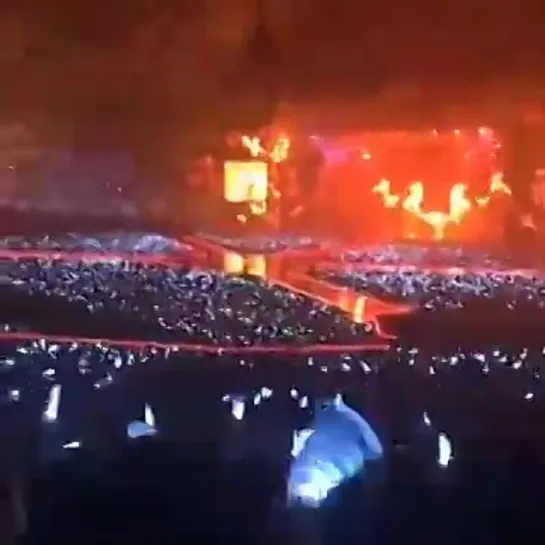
[288,395,383,507]
[126,420,157,440]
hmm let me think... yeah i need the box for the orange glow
[222,252,267,277]
[270,135,290,163]
[350,295,366,324]
[249,200,267,215]
[241,136,265,158]
[281,271,413,339]
[223,252,245,275]
[372,173,512,240]
[475,172,512,207]
[223,160,268,214]
[246,255,267,277]
[230,134,290,220]
[241,134,291,163]
[372,179,400,208]
[449,183,472,222]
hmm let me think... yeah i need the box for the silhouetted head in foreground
[26,438,285,545]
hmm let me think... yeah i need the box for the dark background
[3,0,545,179]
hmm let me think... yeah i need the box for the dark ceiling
[3,0,545,160]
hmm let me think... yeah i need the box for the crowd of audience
[331,243,520,269]
[2,232,545,544]
[312,244,545,349]
[4,256,375,345]
[3,335,545,544]
[315,268,545,310]
[0,233,193,255]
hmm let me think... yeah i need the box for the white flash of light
[291,428,315,458]
[437,432,453,468]
[144,403,156,428]
[43,384,61,423]
[232,399,246,421]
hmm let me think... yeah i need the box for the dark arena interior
[5,4,545,545]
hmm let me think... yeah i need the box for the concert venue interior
[3,100,545,543]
